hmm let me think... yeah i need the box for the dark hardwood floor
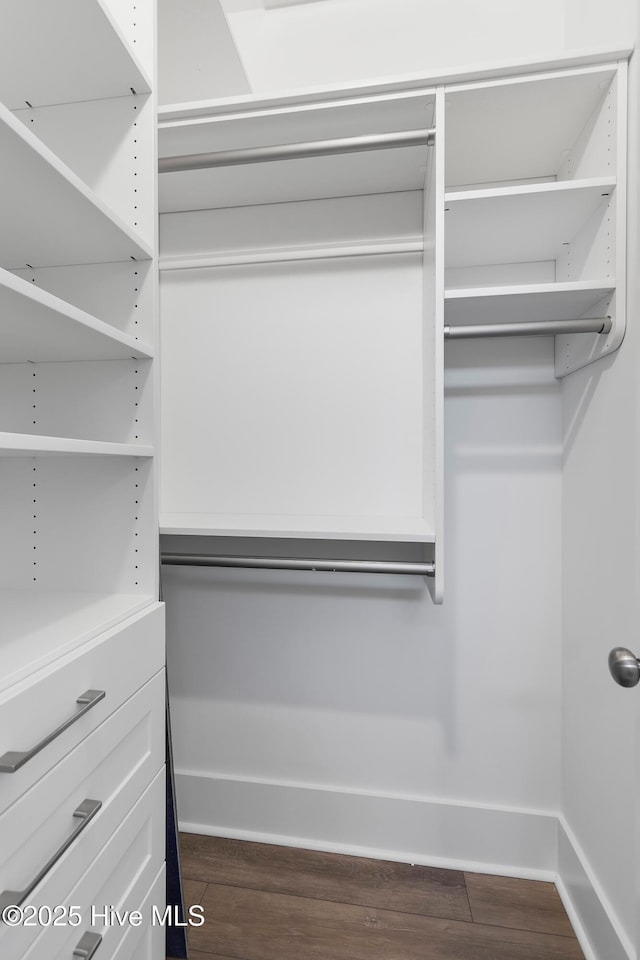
[170,834,584,960]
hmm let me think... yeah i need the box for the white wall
[158,0,639,954]
[157,0,634,104]
[157,0,250,104]
[559,3,639,958]
[158,0,566,101]
[561,349,637,959]
[219,0,566,94]
[163,336,563,873]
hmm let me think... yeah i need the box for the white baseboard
[556,819,634,960]
[175,770,557,879]
[174,778,636,960]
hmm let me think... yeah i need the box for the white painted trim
[555,876,601,960]
[175,772,637,956]
[174,770,558,879]
[556,818,634,960]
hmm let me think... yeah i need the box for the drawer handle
[0,798,101,913]
[0,690,106,773]
[73,931,103,959]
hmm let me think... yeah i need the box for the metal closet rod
[444,317,612,340]
[161,553,435,577]
[159,128,436,174]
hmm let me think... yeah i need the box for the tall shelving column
[0,4,165,959]
[0,0,160,685]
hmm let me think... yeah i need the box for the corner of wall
[157,0,251,105]
[556,819,634,960]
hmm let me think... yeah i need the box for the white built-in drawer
[110,865,166,960]
[0,603,164,816]
[22,768,164,960]
[0,670,164,960]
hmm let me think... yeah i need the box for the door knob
[608,648,640,687]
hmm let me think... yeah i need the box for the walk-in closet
[0,2,638,959]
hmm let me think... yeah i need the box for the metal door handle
[0,799,101,913]
[73,931,103,959]
[608,648,640,687]
[0,690,105,773]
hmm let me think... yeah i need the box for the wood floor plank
[183,878,208,907]
[465,873,576,938]
[179,834,471,921]
[189,953,248,960]
[191,883,585,960]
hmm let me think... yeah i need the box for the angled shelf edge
[0,434,154,457]
[0,101,152,268]
[0,267,153,362]
[0,0,151,110]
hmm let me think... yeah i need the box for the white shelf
[160,513,436,543]
[445,64,616,187]
[0,267,152,362]
[158,84,435,212]
[159,87,435,157]
[0,591,155,694]
[445,178,616,267]
[0,101,152,268]
[444,281,614,326]
[0,434,153,457]
[0,0,151,110]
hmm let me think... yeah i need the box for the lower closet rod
[444,317,611,340]
[161,554,435,577]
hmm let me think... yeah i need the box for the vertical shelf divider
[425,87,446,603]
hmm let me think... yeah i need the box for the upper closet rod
[159,128,436,174]
[162,553,435,577]
[444,317,612,340]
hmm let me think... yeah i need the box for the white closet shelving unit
[443,61,626,375]
[0,1,159,681]
[0,4,164,958]
[159,84,443,597]
[158,49,628,605]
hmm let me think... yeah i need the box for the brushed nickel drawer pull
[0,798,102,913]
[73,931,103,959]
[0,690,106,773]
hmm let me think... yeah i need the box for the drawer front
[22,769,165,960]
[0,671,164,960]
[0,602,164,817]
[110,866,166,960]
